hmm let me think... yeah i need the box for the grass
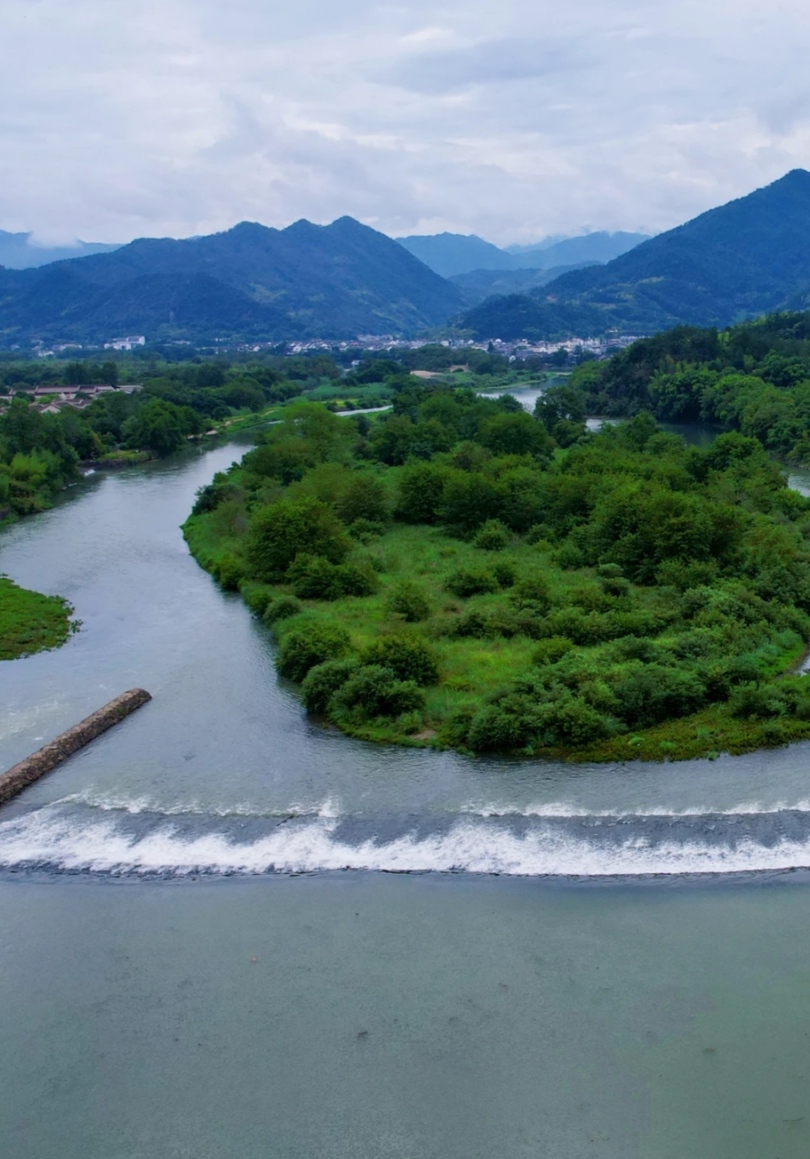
[0,576,78,661]
[183,507,810,763]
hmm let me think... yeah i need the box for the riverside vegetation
[0,576,76,661]
[183,364,810,761]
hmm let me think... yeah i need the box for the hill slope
[461,171,810,340]
[0,218,462,344]
[398,230,648,277]
[0,230,120,269]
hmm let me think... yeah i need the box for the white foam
[462,799,810,820]
[3,811,810,878]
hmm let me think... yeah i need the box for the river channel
[3,437,810,1157]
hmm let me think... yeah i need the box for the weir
[0,689,152,807]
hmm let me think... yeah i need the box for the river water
[3,440,810,1157]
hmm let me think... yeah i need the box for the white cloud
[0,0,809,245]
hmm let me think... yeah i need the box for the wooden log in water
[0,689,152,807]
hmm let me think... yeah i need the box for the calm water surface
[2,439,810,1157]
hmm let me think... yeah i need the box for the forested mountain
[504,232,651,268]
[449,262,598,306]
[461,171,810,340]
[396,233,516,277]
[0,229,120,270]
[397,230,648,277]
[0,217,462,344]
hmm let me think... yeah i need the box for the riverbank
[182,394,810,763]
[0,577,76,661]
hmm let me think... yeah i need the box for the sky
[2,0,809,247]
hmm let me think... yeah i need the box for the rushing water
[3,440,810,1157]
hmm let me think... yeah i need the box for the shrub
[541,697,615,746]
[394,461,450,523]
[611,664,707,727]
[492,561,516,589]
[445,569,499,598]
[213,552,244,592]
[301,659,360,713]
[263,596,303,625]
[276,620,351,682]
[510,572,551,613]
[473,520,511,551]
[287,554,377,601]
[361,634,440,685]
[532,637,574,665]
[348,518,387,543]
[335,473,390,525]
[246,497,350,581]
[467,705,538,753]
[386,580,431,623]
[242,585,275,617]
[332,664,425,718]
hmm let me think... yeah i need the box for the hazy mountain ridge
[0,229,120,269]
[0,217,462,343]
[396,231,649,278]
[461,171,810,340]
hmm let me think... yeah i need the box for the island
[183,361,810,762]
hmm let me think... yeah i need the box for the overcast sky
[2,0,809,246]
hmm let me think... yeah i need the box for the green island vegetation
[574,312,810,464]
[183,341,810,761]
[0,576,77,661]
[0,344,535,523]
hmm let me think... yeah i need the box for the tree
[245,497,350,582]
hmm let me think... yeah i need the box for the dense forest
[573,311,810,464]
[183,371,810,761]
[0,346,516,522]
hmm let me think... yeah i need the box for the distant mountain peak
[459,170,810,341]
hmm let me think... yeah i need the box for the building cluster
[0,382,143,415]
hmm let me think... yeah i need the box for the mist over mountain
[397,230,649,278]
[0,230,120,269]
[0,217,462,344]
[461,171,810,340]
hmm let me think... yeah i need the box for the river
[2,439,810,1157]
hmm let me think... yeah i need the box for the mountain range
[0,217,462,344]
[2,171,810,346]
[396,231,649,278]
[0,230,120,269]
[460,170,810,340]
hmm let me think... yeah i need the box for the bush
[467,704,538,752]
[276,620,351,682]
[473,520,511,551]
[331,664,425,718]
[263,596,303,625]
[532,637,574,665]
[361,634,440,685]
[213,552,244,592]
[335,474,389,525]
[394,461,450,523]
[242,585,276,617]
[348,518,386,543]
[611,664,707,727]
[510,572,551,613]
[287,554,377,601]
[492,561,516,588]
[386,580,431,622]
[246,497,350,581]
[445,569,499,598]
[301,659,360,713]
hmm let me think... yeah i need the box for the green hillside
[461,171,810,340]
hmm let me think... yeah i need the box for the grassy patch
[0,576,78,660]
